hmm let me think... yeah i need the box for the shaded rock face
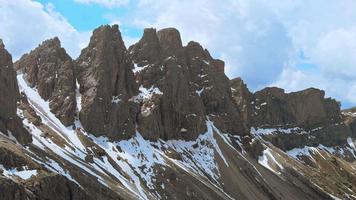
[25,173,92,200]
[0,174,92,200]
[231,83,342,128]
[231,82,348,150]
[252,87,341,128]
[76,25,138,140]
[129,28,244,140]
[15,37,76,126]
[0,177,28,200]
[0,39,18,120]
[0,40,31,144]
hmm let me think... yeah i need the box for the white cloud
[1,0,356,107]
[74,0,129,8]
[312,27,356,79]
[271,67,356,107]
[127,0,293,89]
[122,0,356,106]
[0,0,89,59]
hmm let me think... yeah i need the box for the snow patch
[258,148,283,174]
[0,165,37,180]
[251,127,305,136]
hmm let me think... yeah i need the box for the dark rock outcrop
[25,173,92,200]
[0,39,31,144]
[0,177,28,200]
[15,37,76,126]
[0,173,92,200]
[129,28,245,140]
[231,82,342,129]
[231,82,349,150]
[76,25,138,140]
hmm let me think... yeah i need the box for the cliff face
[129,28,244,140]
[76,25,138,140]
[0,39,31,144]
[231,78,350,151]
[15,37,76,126]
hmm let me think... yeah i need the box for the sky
[0,0,356,108]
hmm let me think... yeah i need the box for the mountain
[0,25,355,200]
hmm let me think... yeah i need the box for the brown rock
[0,177,28,200]
[15,37,76,126]
[130,28,245,140]
[25,173,92,200]
[0,39,31,144]
[0,39,19,119]
[157,28,183,55]
[76,25,138,140]
[251,87,342,127]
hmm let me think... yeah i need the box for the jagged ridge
[0,24,355,200]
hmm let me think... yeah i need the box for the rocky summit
[0,24,355,200]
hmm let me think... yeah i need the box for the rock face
[253,87,341,127]
[231,81,342,128]
[231,81,349,150]
[76,25,138,140]
[0,174,92,200]
[129,28,244,140]
[15,37,76,126]
[0,39,18,120]
[25,173,92,200]
[0,39,31,144]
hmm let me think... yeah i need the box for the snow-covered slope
[0,73,350,199]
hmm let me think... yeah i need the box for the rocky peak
[157,28,182,54]
[128,28,161,65]
[0,40,31,144]
[244,86,342,128]
[0,39,4,49]
[231,78,253,127]
[0,39,18,120]
[14,37,76,126]
[128,27,245,140]
[76,24,137,140]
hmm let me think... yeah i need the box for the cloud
[312,27,356,79]
[74,0,129,8]
[1,0,356,107]
[125,0,293,89]
[120,0,356,107]
[0,0,89,59]
[271,67,356,108]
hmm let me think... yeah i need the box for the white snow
[132,85,163,103]
[258,148,283,174]
[196,87,204,96]
[347,137,356,151]
[0,165,37,180]
[17,74,87,152]
[260,102,267,106]
[90,132,166,200]
[251,127,305,136]
[133,63,149,74]
[160,119,230,188]
[76,80,82,112]
[180,128,188,132]
[111,96,121,103]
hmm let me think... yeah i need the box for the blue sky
[1,0,356,108]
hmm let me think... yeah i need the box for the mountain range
[0,24,356,200]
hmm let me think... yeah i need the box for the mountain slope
[0,25,355,200]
